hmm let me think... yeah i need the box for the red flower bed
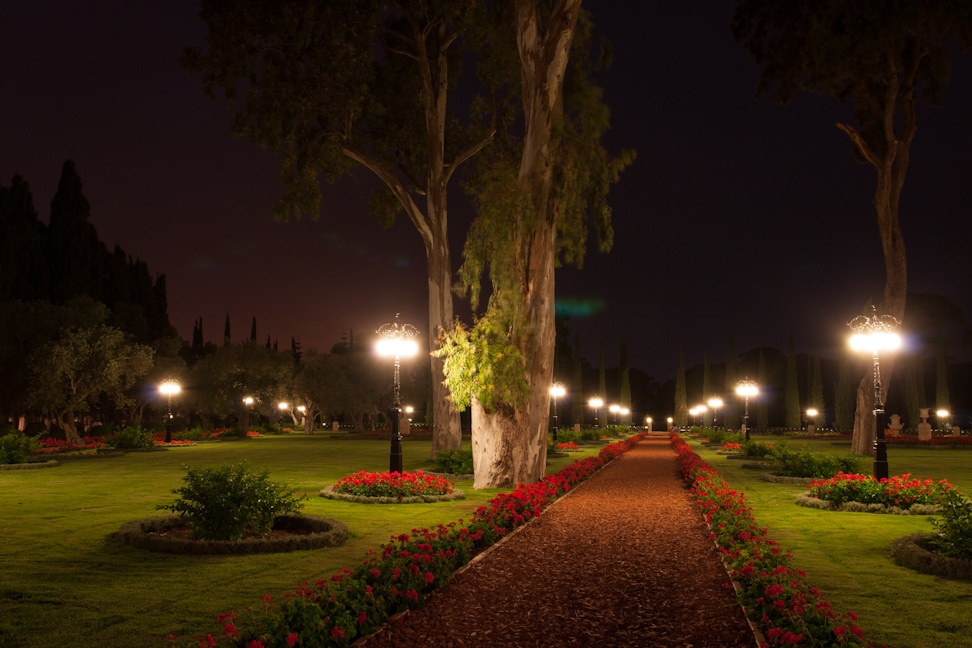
[671,432,877,647]
[333,470,454,498]
[181,433,645,647]
[556,441,579,451]
[805,472,955,509]
[33,436,107,454]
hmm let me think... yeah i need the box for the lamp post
[620,407,630,427]
[936,409,949,432]
[646,416,653,432]
[159,380,181,444]
[589,397,604,427]
[376,314,419,474]
[696,404,707,429]
[736,379,758,441]
[806,408,818,434]
[848,308,901,481]
[549,382,566,440]
[707,397,723,430]
[667,416,673,432]
[609,403,620,425]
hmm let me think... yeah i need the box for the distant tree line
[0,161,426,444]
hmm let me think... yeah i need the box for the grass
[690,434,972,648]
[0,432,593,648]
[4,431,970,647]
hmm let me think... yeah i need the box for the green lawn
[689,435,972,648]
[3,433,970,648]
[0,433,596,648]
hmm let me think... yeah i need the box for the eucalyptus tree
[438,1,632,488]
[182,0,500,454]
[732,0,972,452]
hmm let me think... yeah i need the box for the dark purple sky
[3,2,971,381]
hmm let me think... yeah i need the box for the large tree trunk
[426,220,462,457]
[57,409,84,446]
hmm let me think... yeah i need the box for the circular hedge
[117,514,349,555]
[795,491,940,515]
[319,484,465,504]
[0,459,59,470]
[892,533,972,581]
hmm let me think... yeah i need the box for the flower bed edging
[671,432,875,647]
[0,459,59,470]
[891,533,972,581]
[319,485,466,504]
[117,515,349,555]
[795,492,939,515]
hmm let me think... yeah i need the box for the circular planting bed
[319,484,465,504]
[795,492,940,515]
[0,459,59,470]
[117,514,349,555]
[892,533,972,580]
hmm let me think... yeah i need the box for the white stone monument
[917,408,932,441]
[888,414,903,437]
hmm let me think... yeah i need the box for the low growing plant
[431,448,474,475]
[0,431,38,464]
[743,440,774,458]
[806,472,954,509]
[105,425,154,449]
[929,489,972,560]
[332,470,453,499]
[770,443,862,478]
[158,461,305,541]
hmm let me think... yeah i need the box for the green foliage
[175,425,204,441]
[578,428,602,441]
[743,440,775,458]
[929,489,972,560]
[0,431,38,464]
[434,316,528,412]
[432,449,474,475]
[770,443,863,479]
[701,428,744,446]
[158,461,305,541]
[105,425,153,450]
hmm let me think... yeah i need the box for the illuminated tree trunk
[471,0,580,488]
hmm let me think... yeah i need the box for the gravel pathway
[362,436,756,647]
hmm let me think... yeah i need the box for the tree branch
[835,121,881,169]
[444,128,496,186]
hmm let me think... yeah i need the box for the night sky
[3,2,971,383]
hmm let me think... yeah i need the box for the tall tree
[724,332,739,429]
[733,1,972,453]
[250,317,257,343]
[598,342,607,403]
[181,0,503,455]
[935,339,950,412]
[439,1,631,487]
[756,350,769,430]
[223,312,231,345]
[571,333,584,426]
[0,175,48,301]
[701,351,711,427]
[809,353,824,428]
[835,356,856,432]
[47,160,105,305]
[674,346,688,427]
[904,355,923,432]
[785,334,801,429]
[619,341,631,425]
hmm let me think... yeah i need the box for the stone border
[116,514,349,555]
[794,492,940,515]
[320,484,466,504]
[760,473,814,484]
[891,533,972,581]
[423,470,474,481]
[0,459,59,470]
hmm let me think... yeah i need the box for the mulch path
[362,436,757,647]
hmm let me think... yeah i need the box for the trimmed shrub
[0,432,38,464]
[431,448,474,475]
[158,461,305,541]
[105,425,154,449]
[929,489,972,560]
[769,443,862,478]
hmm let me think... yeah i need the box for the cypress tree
[904,355,923,432]
[0,174,49,300]
[785,334,801,429]
[598,342,607,402]
[835,356,856,432]
[192,317,204,349]
[250,316,257,343]
[701,351,711,427]
[935,339,950,413]
[224,312,231,345]
[619,341,631,425]
[757,350,769,430]
[47,160,105,304]
[674,346,688,427]
[725,332,739,429]
[291,337,302,366]
[571,334,583,426]
[809,353,824,427]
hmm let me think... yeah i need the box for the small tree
[785,334,801,429]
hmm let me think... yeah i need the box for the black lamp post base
[389,406,403,474]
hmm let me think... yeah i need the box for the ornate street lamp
[666,416,673,432]
[620,407,630,427]
[159,380,181,444]
[609,403,620,425]
[735,379,758,441]
[848,308,901,481]
[695,404,707,429]
[707,397,723,430]
[589,397,604,427]
[376,314,419,474]
[936,409,950,432]
[549,382,566,440]
[806,407,818,432]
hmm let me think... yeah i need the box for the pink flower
[198,635,217,648]
[330,626,345,640]
[222,623,238,638]
[424,571,435,584]
[246,641,264,648]
[358,611,368,624]
[286,632,299,646]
